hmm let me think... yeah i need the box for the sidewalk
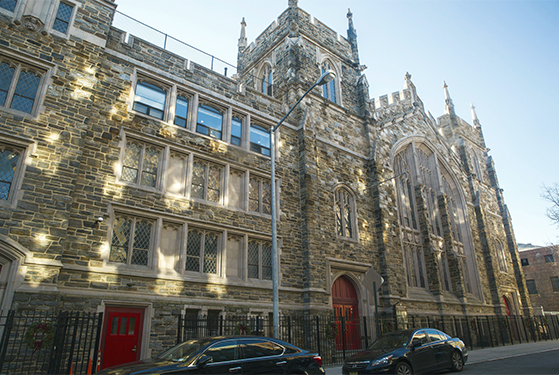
[324,340,559,374]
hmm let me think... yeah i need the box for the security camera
[97,217,104,222]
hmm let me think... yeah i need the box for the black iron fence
[0,310,103,374]
[177,313,559,366]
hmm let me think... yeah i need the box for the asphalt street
[324,340,559,374]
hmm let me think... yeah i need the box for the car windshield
[156,339,213,362]
[368,333,410,350]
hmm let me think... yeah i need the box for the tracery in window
[110,215,154,266]
[335,187,356,239]
[121,139,162,188]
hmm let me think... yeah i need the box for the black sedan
[342,328,468,374]
[97,335,325,374]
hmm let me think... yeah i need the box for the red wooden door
[102,307,144,369]
[332,276,361,350]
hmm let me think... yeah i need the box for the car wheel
[450,350,464,372]
[395,361,413,375]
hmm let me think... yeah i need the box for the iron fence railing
[177,313,559,366]
[0,310,103,375]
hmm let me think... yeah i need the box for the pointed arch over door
[332,276,361,350]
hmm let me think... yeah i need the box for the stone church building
[0,0,531,362]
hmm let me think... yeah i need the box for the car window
[438,330,451,340]
[412,331,429,346]
[369,333,410,350]
[426,329,444,342]
[203,340,238,363]
[242,339,283,359]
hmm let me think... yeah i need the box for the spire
[443,81,455,115]
[470,103,481,128]
[347,8,360,65]
[238,17,247,49]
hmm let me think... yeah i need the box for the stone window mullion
[3,63,20,107]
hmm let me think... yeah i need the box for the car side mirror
[197,355,213,368]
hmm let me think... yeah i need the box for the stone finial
[346,8,359,65]
[470,103,481,128]
[288,0,298,8]
[443,81,456,115]
[238,17,247,48]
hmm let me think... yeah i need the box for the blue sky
[113,0,559,246]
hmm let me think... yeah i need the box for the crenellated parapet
[369,73,425,123]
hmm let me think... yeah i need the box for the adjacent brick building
[520,246,559,313]
[0,0,531,366]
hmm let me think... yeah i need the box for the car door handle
[276,361,287,366]
[229,366,242,373]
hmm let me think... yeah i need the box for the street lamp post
[270,70,336,338]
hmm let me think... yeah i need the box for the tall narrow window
[191,158,223,203]
[248,239,272,280]
[133,81,166,120]
[250,123,270,156]
[0,61,42,114]
[526,279,538,294]
[495,239,508,273]
[110,215,154,266]
[185,228,220,274]
[174,95,189,127]
[121,139,162,188]
[196,104,223,139]
[0,146,20,201]
[321,64,336,103]
[335,187,355,239]
[261,66,273,96]
[231,116,243,146]
[0,0,17,12]
[249,175,271,215]
[551,276,559,292]
[53,1,74,34]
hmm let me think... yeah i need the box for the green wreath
[24,321,54,354]
[325,321,338,340]
[234,323,251,335]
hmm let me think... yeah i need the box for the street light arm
[271,82,319,134]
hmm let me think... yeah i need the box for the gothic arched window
[335,187,356,239]
[260,65,273,96]
[321,62,337,103]
[495,239,508,273]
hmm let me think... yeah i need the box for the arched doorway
[332,276,361,350]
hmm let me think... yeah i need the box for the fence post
[363,316,369,348]
[92,312,103,374]
[287,316,292,344]
[486,316,494,347]
[65,312,80,374]
[315,316,321,356]
[48,311,69,374]
[341,317,347,360]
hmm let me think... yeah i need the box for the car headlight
[371,355,393,367]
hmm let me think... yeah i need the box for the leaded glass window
[196,104,223,139]
[191,158,223,203]
[0,61,42,114]
[0,145,20,200]
[110,215,154,266]
[248,239,272,280]
[133,81,166,120]
[249,175,271,215]
[0,0,17,12]
[185,228,220,274]
[335,187,355,238]
[121,139,162,188]
[53,2,74,34]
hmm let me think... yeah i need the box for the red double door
[332,276,361,350]
[101,307,144,369]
